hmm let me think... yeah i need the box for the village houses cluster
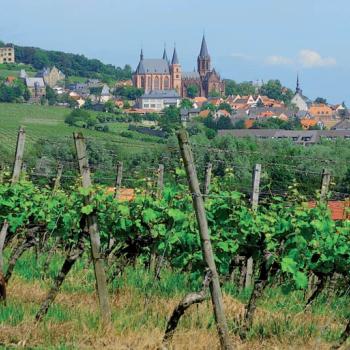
[1,41,350,135]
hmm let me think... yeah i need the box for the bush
[65,109,92,127]
[120,131,133,138]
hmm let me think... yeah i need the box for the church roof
[182,71,200,79]
[199,35,210,59]
[135,59,170,74]
[141,89,180,99]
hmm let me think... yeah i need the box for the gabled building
[25,77,46,101]
[36,66,65,88]
[291,75,311,111]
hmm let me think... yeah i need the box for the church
[132,36,225,98]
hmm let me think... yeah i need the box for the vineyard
[0,127,349,349]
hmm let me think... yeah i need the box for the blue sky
[1,0,349,103]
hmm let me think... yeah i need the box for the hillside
[0,40,132,83]
[0,103,164,161]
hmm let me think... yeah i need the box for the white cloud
[298,49,336,68]
[265,55,293,65]
[265,50,336,68]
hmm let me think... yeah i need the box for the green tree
[216,116,233,129]
[224,80,256,96]
[260,80,293,104]
[65,109,91,127]
[208,89,221,98]
[180,99,193,109]
[186,84,199,98]
[218,102,232,113]
[159,106,181,133]
[114,86,144,100]
[46,86,57,105]
[314,97,327,104]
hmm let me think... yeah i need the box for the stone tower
[197,35,211,78]
[170,47,181,93]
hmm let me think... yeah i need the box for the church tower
[170,47,181,93]
[197,35,211,78]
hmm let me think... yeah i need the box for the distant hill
[0,40,132,82]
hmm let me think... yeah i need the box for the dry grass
[0,276,344,350]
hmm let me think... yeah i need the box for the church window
[147,77,152,89]
[164,76,170,89]
[154,76,160,90]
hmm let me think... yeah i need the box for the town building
[137,89,180,111]
[36,66,65,87]
[25,77,46,101]
[132,36,225,98]
[0,45,15,64]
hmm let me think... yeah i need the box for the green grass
[0,103,164,160]
[0,63,37,78]
[0,250,348,349]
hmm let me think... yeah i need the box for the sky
[1,0,349,103]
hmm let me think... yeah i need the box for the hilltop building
[132,36,225,98]
[36,66,65,87]
[0,45,15,64]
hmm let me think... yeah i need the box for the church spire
[171,46,179,65]
[296,73,302,94]
[140,48,144,61]
[199,34,210,59]
[162,44,168,62]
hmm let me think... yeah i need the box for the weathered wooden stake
[0,221,9,273]
[114,161,123,200]
[52,163,63,193]
[203,162,212,199]
[73,132,111,326]
[11,127,26,184]
[177,129,233,350]
[0,162,5,184]
[156,164,164,199]
[321,168,331,202]
[245,164,261,289]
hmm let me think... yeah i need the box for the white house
[138,90,181,111]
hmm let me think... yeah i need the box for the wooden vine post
[177,129,233,350]
[114,161,123,199]
[203,162,212,199]
[245,164,261,288]
[11,127,26,184]
[156,164,164,199]
[73,132,111,326]
[52,163,63,193]
[320,168,331,202]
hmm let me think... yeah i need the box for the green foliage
[159,106,181,133]
[186,84,199,98]
[15,45,132,81]
[0,79,29,102]
[65,108,92,127]
[218,102,232,113]
[180,99,193,109]
[260,80,293,104]
[315,97,327,104]
[224,80,256,97]
[252,117,302,130]
[114,86,144,100]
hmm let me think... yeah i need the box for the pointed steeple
[171,46,179,65]
[199,34,210,59]
[296,74,302,94]
[162,44,168,61]
[140,48,144,61]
